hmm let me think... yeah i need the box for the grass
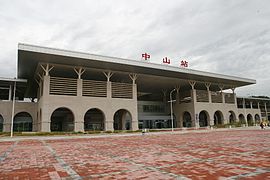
[213,121,256,129]
[0,130,143,137]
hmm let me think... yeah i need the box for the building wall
[174,90,262,128]
[175,102,195,127]
[39,95,138,132]
[1,74,267,132]
[238,109,262,123]
[0,101,37,132]
[194,102,238,125]
[38,75,138,132]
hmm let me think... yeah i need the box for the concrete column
[105,82,114,131]
[234,93,237,105]
[39,64,54,132]
[40,109,51,132]
[74,112,84,132]
[250,101,253,109]
[205,83,211,103]
[105,75,113,131]
[210,119,214,126]
[40,75,51,132]
[192,89,197,103]
[188,81,197,128]
[40,65,53,96]
[265,103,268,120]
[131,83,139,131]
[194,112,199,128]
[208,89,212,103]
[131,107,139,131]
[222,92,225,104]
[107,81,112,98]
[105,120,114,131]
[191,90,199,128]
[8,84,12,101]
[41,122,50,132]
[175,87,181,128]
[243,98,247,125]
[77,79,82,96]
[43,75,50,97]
[129,73,138,100]
[231,88,237,105]
[105,109,113,131]
[74,67,85,97]
[133,84,137,100]
[104,71,113,98]
[129,73,139,131]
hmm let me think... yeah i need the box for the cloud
[0,0,269,97]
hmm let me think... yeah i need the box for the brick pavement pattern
[0,129,269,179]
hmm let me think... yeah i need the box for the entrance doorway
[214,111,224,125]
[199,111,209,127]
[247,114,253,126]
[51,108,74,132]
[183,111,192,127]
[113,109,132,130]
[239,114,245,124]
[13,112,33,132]
[229,111,236,124]
[84,108,105,131]
[0,115,3,132]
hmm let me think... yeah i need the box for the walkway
[0,128,269,179]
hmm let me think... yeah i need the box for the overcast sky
[0,0,269,96]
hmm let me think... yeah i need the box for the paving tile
[0,129,269,179]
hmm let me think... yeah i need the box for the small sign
[163,57,171,64]
[142,53,150,60]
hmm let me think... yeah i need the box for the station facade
[0,44,269,132]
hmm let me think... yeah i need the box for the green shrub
[149,129,162,132]
[215,124,226,128]
[104,130,113,133]
[87,131,101,134]
[247,122,254,126]
[113,130,123,133]
[125,130,135,133]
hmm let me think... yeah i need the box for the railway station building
[0,44,269,132]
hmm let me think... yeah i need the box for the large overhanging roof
[18,43,255,97]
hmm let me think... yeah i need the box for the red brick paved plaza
[0,129,269,179]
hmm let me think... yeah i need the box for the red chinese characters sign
[163,57,170,64]
[142,53,150,60]
[141,53,189,68]
[180,60,188,68]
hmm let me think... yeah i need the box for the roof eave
[18,43,256,87]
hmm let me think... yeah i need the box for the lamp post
[169,88,176,131]
[10,81,16,137]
